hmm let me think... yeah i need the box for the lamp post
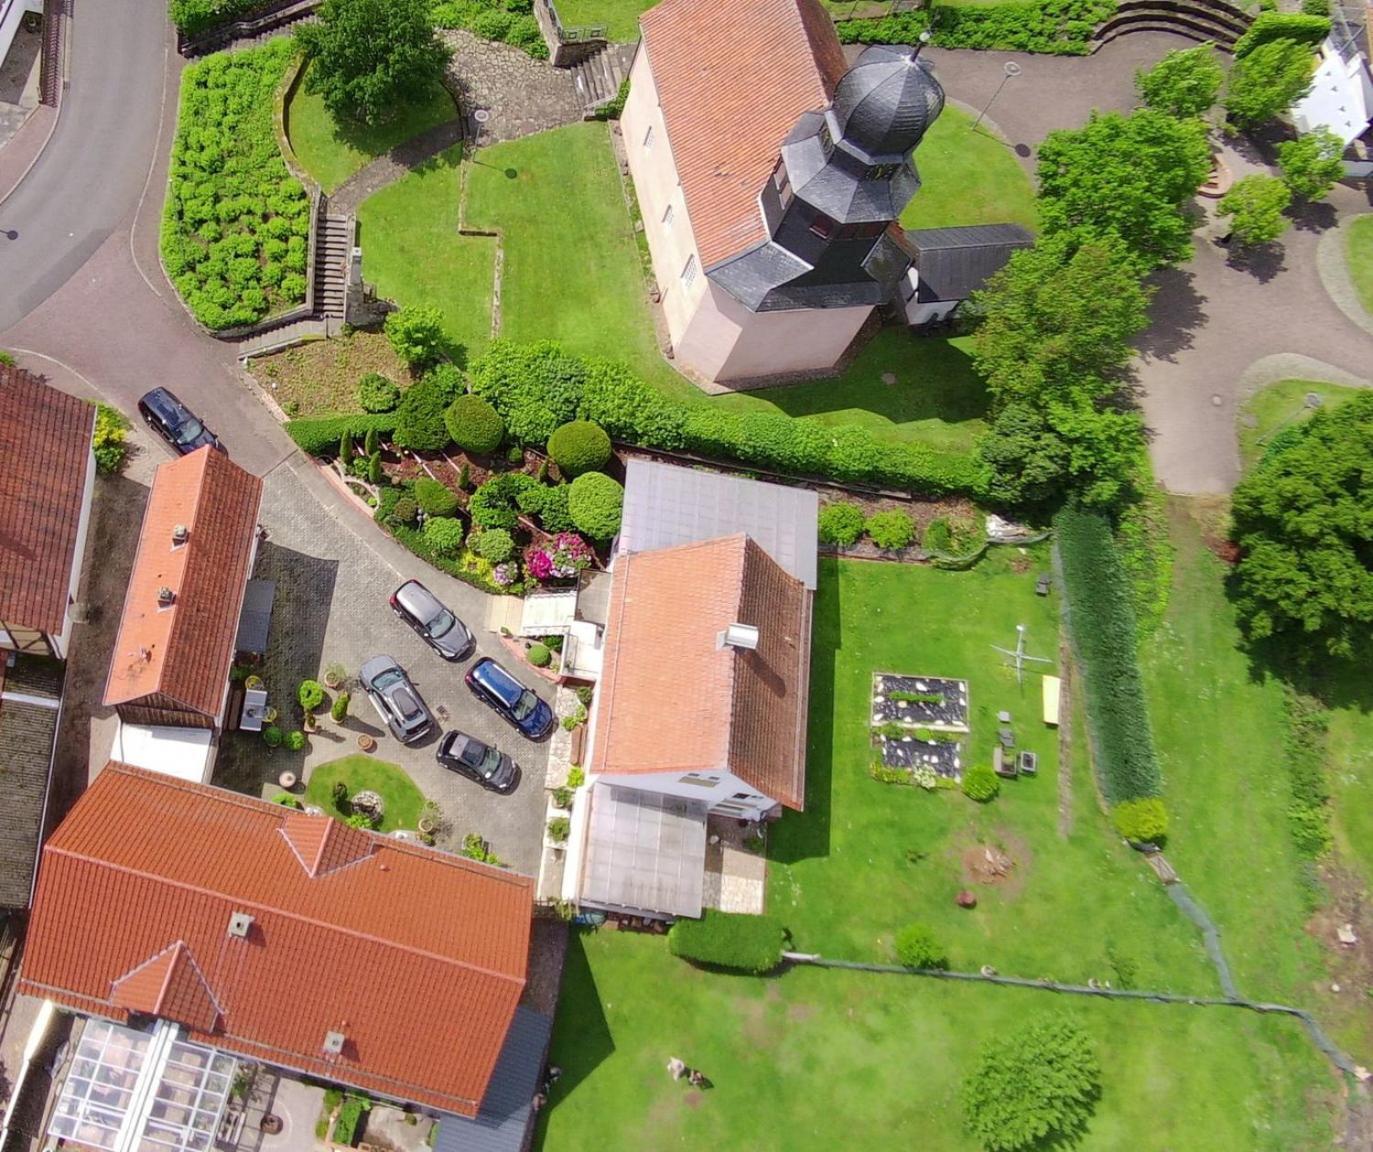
[971,61,1021,132]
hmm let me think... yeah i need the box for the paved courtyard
[213,458,555,877]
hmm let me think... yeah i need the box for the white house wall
[0,0,42,75]
[52,442,97,661]
[1292,38,1373,146]
[594,767,777,814]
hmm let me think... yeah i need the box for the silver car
[359,655,434,744]
[390,580,474,661]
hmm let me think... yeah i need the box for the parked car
[390,580,474,661]
[464,658,555,741]
[359,655,434,744]
[137,387,220,455]
[436,730,520,794]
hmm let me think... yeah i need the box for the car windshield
[427,608,456,638]
[512,690,538,721]
[174,417,205,444]
[373,667,404,692]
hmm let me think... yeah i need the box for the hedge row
[668,910,786,974]
[1282,689,1332,858]
[1054,505,1161,803]
[432,0,547,58]
[171,0,269,38]
[468,341,985,498]
[285,413,399,456]
[837,0,1115,56]
[1233,11,1331,56]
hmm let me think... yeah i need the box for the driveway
[213,456,554,877]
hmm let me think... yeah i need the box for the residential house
[19,764,551,1152]
[622,0,945,387]
[103,446,263,783]
[899,224,1034,327]
[1291,17,1373,173]
[563,460,817,919]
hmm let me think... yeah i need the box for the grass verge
[1346,214,1373,316]
[1238,378,1363,472]
[304,754,426,832]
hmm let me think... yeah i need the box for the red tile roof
[639,0,848,268]
[19,765,533,1116]
[0,366,95,635]
[103,448,262,720]
[590,535,812,810]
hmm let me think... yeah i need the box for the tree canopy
[1277,127,1345,201]
[296,0,451,126]
[1230,392,1373,660]
[1136,43,1224,118]
[1224,37,1317,130]
[1219,175,1292,247]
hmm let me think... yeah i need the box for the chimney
[157,586,176,608]
[322,1030,346,1056]
[227,912,254,939]
[719,623,759,651]
[171,524,189,546]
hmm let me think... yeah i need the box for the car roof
[473,659,522,706]
[141,388,186,421]
[396,580,444,623]
[390,683,423,721]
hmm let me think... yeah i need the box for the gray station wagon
[359,655,434,745]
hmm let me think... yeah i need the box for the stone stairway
[1092,0,1250,49]
[315,212,349,320]
[179,0,319,55]
[570,43,634,116]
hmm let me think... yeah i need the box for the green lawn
[545,0,651,40]
[900,104,1039,234]
[1326,663,1373,893]
[356,146,496,366]
[304,754,426,832]
[1238,378,1363,471]
[769,552,1215,992]
[287,71,458,193]
[537,932,1334,1151]
[1346,214,1373,316]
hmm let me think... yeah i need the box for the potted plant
[245,674,264,691]
[323,662,347,690]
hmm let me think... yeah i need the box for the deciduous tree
[1277,127,1345,201]
[1224,37,1317,129]
[1136,42,1223,118]
[1218,174,1292,247]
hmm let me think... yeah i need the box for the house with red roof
[20,765,552,1152]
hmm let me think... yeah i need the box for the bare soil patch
[1307,863,1373,1061]
[956,826,1032,900]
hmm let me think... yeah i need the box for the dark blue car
[464,658,555,741]
[138,387,220,456]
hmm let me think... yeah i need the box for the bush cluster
[836,0,1114,56]
[285,413,399,455]
[961,764,1001,803]
[393,364,461,451]
[864,509,916,551]
[547,419,612,476]
[357,372,401,413]
[162,42,310,331]
[374,486,510,595]
[818,501,865,548]
[1110,796,1168,844]
[431,0,547,58]
[517,482,575,533]
[170,0,267,38]
[93,404,131,475]
[445,394,505,455]
[667,910,786,974]
[895,922,948,970]
[1055,506,1161,803]
[413,476,460,518]
[470,472,538,530]
[469,341,982,497]
[331,1097,371,1147]
[568,471,623,540]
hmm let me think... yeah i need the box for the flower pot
[358,735,376,753]
[418,815,437,836]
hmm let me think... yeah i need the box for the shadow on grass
[535,930,615,1136]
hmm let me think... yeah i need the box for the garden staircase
[1091,0,1250,50]
[314,211,349,322]
[571,43,635,117]
[179,0,320,55]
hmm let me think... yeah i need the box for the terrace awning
[233,579,275,656]
[579,785,708,918]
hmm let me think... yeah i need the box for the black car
[138,387,219,455]
[464,658,556,741]
[390,580,474,661]
[436,730,520,793]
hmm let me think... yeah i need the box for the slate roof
[19,764,535,1117]
[640,0,848,268]
[905,224,1034,302]
[591,535,812,810]
[0,655,64,909]
[432,1008,552,1152]
[618,458,819,589]
[103,447,263,719]
[0,365,95,635]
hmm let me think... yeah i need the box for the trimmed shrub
[332,1097,371,1147]
[384,306,446,369]
[895,922,948,970]
[517,483,574,533]
[818,501,866,548]
[1110,797,1168,843]
[358,373,401,413]
[547,419,612,476]
[389,495,419,525]
[527,642,551,667]
[470,472,538,530]
[339,431,354,466]
[962,764,1001,802]
[865,509,916,551]
[393,369,460,451]
[330,691,351,723]
[423,516,465,557]
[298,680,326,713]
[273,791,303,808]
[286,413,399,456]
[475,528,515,563]
[413,476,460,518]
[364,427,380,456]
[667,910,786,974]
[568,472,623,540]
[93,404,131,475]
[263,725,283,748]
[1233,11,1330,56]
[445,394,504,454]
[367,452,383,484]
[285,730,307,752]
[1055,506,1161,803]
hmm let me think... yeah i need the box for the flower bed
[871,674,970,732]
[877,734,963,781]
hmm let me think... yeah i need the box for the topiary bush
[895,922,948,970]
[393,367,461,451]
[262,725,284,748]
[298,680,326,713]
[475,528,515,563]
[1110,797,1168,844]
[547,419,612,476]
[357,372,401,413]
[962,764,1001,803]
[469,472,538,530]
[413,476,459,518]
[384,306,446,369]
[667,910,786,974]
[865,509,916,551]
[444,394,504,454]
[285,730,307,752]
[389,495,419,525]
[818,501,865,548]
[527,642,551,668]
[568,471,623,540]
[517,483,574,533]
[330,691,350,723]
[423,516,465,557]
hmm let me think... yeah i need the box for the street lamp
[971,61,1021,132]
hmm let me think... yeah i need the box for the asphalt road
[0,0,166,331]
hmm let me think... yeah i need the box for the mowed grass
[356,146,496,366]
[536,932,1335,1151]
[287,71,457,193]
[900,103,1039,233]
[1347,214,1373,315]
[305,754,426,832]
[1238,378,1364,471]
[544,0,652,40]
[1325,662,1373,892]
[769,552,1215,992]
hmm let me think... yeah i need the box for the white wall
[596,767,777,815]
[51,443,97,661]
[0,0,41,77]
[1292,38,1373,146]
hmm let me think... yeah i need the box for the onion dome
[831,43,945,158]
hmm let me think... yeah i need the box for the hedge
[332,1097,371,1147]
[469,341,985,498]
[285,413,399,455]
[667,910,786,974]
[1282,689,1332,858]
[1054,506,1161,803]
[1233,11,1330,56]
[836,0,1115,56]
[171,0,268,37]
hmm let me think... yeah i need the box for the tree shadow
[534,929,615,1129]
[1223,240,1287,283]
[1135,265,1208,362]
[1288,198,1339,235]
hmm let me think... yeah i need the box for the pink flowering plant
[524,533,593,583]
[492,562,520,588]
